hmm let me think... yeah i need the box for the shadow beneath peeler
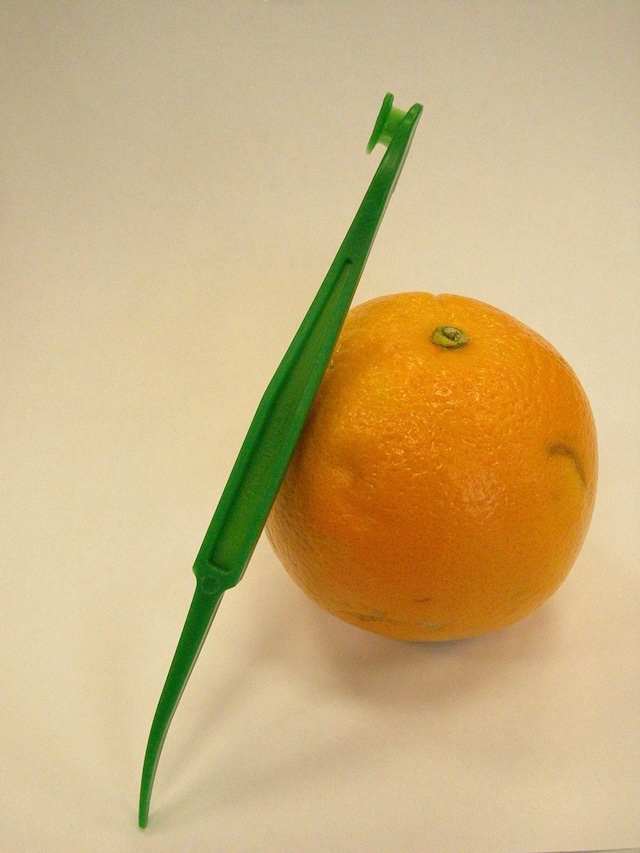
[145,541,566,829]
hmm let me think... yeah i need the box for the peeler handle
[191,97,423,597]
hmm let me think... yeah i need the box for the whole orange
[266,292,597,642]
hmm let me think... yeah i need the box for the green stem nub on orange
[431,326,469,349]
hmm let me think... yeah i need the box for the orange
[266,292,597,642]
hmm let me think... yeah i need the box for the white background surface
[2,2,639,852]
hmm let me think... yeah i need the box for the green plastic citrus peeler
[138,92,423,828]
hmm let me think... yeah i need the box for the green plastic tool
[138,92,423,828]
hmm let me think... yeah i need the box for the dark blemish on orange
[548,442,587,487]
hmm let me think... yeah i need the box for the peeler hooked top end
[366,92,411,154]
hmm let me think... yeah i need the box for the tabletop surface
[2,3,639,852]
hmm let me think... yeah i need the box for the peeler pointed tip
[138,782,151,828]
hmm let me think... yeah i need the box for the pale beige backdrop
[1,2,639,852]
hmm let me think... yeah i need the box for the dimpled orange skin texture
[266,292,597,642]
